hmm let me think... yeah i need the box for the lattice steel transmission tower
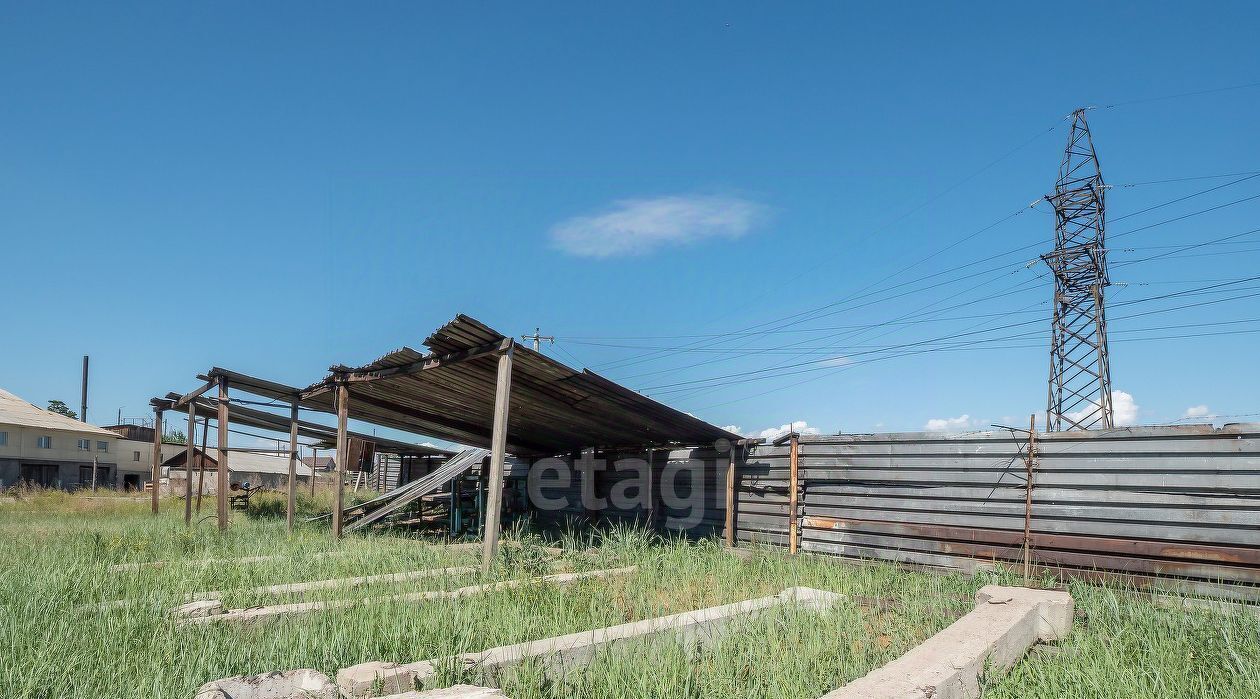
[1042,109,1113,431]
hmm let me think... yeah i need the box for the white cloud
[549,194,765,258]
[1113,390,1139,426]
[1182,405,1213,420]
[923,414,976,432]
[720,425,742,434]
[753,421,821,441]
[1062,390,1139,428]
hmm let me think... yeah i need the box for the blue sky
[2,2,1258,447]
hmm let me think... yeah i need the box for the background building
[0,388,119,490]
[163,448,313,494]
[99,424,185,492]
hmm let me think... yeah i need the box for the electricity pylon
[1042,109,1113,431]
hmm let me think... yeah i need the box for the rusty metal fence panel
[732,424,1260,599]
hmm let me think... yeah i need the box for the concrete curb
[181,566,637,626]
[819,584,1074,699]
[338,586,845,698]
[171,566,481,618]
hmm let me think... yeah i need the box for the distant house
[0,387,121,490]
[162,448,313,494]
[100,424,186,491]
[301,455,335,472]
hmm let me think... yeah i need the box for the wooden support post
[725,446,736,548]
[184,404,196,526]
[788,432,800,554]
[481,343,514,572]
[151,406,163,515]
[287,399,299,534]
[195,415,209,513]
[333,381,349,539]
[91,455,99,493]
[1023,413,1037,584]
[216,377,230,532]
[310,446,318,498]
[644,446,655,530]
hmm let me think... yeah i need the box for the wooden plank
[196,414,209,513]
[481,344,514,572]
[184,403,196,525]
[287,400,299,534]
[217,377,230,532]
[173,381,214,409]
[151,406,163,516]
[789,432,799,555]
[725,448,736,547]
[334,382,349,539]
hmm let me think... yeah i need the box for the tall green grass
[1,491,1257,698]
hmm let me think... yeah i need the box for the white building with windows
[0,387,121,490]
[99,424,185,491]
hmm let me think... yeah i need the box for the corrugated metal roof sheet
[209,314,738,456]
[0,388,118,437]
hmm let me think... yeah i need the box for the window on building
[77,438,91,451]
[21,464,57,487]
[97,441,108,452]
[0,431,7,446]
[133,451,141,462]
[36,436,52,449]
[79,465,106,486]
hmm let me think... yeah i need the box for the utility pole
[80,355,89,423]
[1043,109,1113,431]
[520,327,554,352]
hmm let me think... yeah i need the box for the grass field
[1,488,1257,699]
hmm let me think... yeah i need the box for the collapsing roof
[209,315,737,456]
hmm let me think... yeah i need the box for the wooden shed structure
[154,314,742,569]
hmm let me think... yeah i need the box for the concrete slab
[819,585,1074,699]
[338,586,844,698]
[112,552,349,572]
[181,566,637,626]
[175,599,225,618]
[171,566,482,617]
[194,669,337,699]
[379,686,507,699]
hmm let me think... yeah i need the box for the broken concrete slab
[175,599,225,619]
[171,565,483,618]
[182,566,637,626]
[379,686,507,699]
[112,551,349,572]
[194,669,337,699]
[338,586,844,698]
[819,584,1074,699]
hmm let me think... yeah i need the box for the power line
[638,277,1260,395]
[1100,80,1260,109]
[1114,170,1260,187]
[592,175,1260,375]
[608,210,1260,383]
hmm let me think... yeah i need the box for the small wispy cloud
[1182,405,1214,420]
[753,421,821,441]
[549,194,766,258]
[923,414,976,432]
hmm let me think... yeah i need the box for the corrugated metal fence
[735,424,1260,599]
